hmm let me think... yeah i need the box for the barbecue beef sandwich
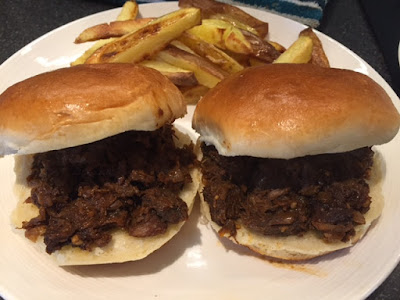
[0,64,200,265]
[192,64,400,260]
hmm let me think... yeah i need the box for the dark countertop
[0,0,399,299]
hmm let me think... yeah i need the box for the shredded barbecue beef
[201,144,374,242]
[22,125,196,254]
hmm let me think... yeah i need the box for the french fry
[269,41,286,53]
[85,8,201,64]
[187,19,253,54]
[180,85,210,104]
[222,50,251,67]
[179,0,269,38]
[249,57,267,67]
[71,0,140,66]
[170,40,197,55]
[162,71,198,87]
[74,18,154,43]
[157,46,228,88]
[223,23,253,54]
[299,27,330,68]
[116,0,139,21]
[72,0,330,88]
[241,30,280,63]
[188,19,280,63]
[71,38,115,66]
[187,21,224,50]
[209,13,259,36]
[273,36,313,64]
[140,59,198,86]
[178,32,244,73]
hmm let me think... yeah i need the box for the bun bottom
[199,153,384,261]
[11,128,200,266]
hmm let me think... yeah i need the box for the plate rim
[1,2,400,300]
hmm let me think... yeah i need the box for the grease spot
[267,260,328,277]
[215,232,328,277]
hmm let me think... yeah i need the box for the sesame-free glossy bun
[193,64,400,159]
[0,64,186,156]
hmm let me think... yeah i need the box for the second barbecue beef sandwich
[0,64,200,265]
[192,64,400,261]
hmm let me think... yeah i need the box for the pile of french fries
[72,0,330,104]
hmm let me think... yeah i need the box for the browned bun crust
[199,152,384,261]
[0,64,186,156]
[193,64,400,159]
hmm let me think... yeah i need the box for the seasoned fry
[273,36,313,64]
[85,8,201,64]
[116,0,139,21]
[299,27,330,67]
[178,32,244,73]
[157,46,229,88]
[140,59,198,86]
[180,85,210,104]
[74,18,154,43]
[179,0,269,38]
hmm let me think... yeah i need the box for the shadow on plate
[63,197,202,277]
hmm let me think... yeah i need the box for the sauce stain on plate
[267,260,328,277]
[216,236,327,277]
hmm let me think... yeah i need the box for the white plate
[1,2,400,300]
[398,41,400,66]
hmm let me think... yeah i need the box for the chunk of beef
[23,125,196,253]
[200,143,373,243]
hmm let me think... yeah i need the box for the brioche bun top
[0,64,186,156]
[193,64,400,159]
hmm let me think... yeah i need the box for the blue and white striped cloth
[105,0,329,28]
